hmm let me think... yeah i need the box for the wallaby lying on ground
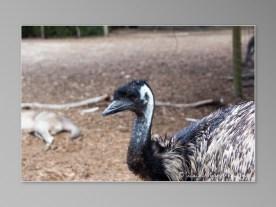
[21,111,80,149]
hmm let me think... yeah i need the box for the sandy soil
[21,29,254,181]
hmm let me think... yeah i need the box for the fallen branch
[22,94,109,110]
[22,95,223,111]
[156,98,224,108]
[80,107,99,115]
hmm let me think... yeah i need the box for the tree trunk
[76,26,81,38]
[103,26,109,36]
[40,26,45,38]
[232,26,242,97]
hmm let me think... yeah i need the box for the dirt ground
[21,29,254,181]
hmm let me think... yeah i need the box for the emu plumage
[103,80,255,181]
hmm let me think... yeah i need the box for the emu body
[103,80,255,181]
[244,36,255,68]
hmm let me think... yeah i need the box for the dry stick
[156,98,223,108]
[80,107,99,115]
[22,95,223,111]
[21,94,109,110]
[79,99,220,114]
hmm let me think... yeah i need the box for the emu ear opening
[102,100,133,116]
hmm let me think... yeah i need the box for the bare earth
[21,29,254,181]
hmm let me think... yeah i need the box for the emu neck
[130,114,152,153]
[127,103,154,173]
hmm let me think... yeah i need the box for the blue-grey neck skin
[130,114,152,155]
[128,84,155,159]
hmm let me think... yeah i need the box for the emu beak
[102,100,133,116]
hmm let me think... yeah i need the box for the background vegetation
[22,26,105,38]
[22,26,251,38]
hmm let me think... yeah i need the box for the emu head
[102,80,154,117]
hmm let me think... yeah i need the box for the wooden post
[76,26,81,38]
[103,26,109,36]
[40,26,45,39]
[232,26,242,97]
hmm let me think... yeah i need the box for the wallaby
[21,111,80,149]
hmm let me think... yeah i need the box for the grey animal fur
[21,111,80,147]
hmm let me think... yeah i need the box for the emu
[102,80,255,181]
[244,36,255,68]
